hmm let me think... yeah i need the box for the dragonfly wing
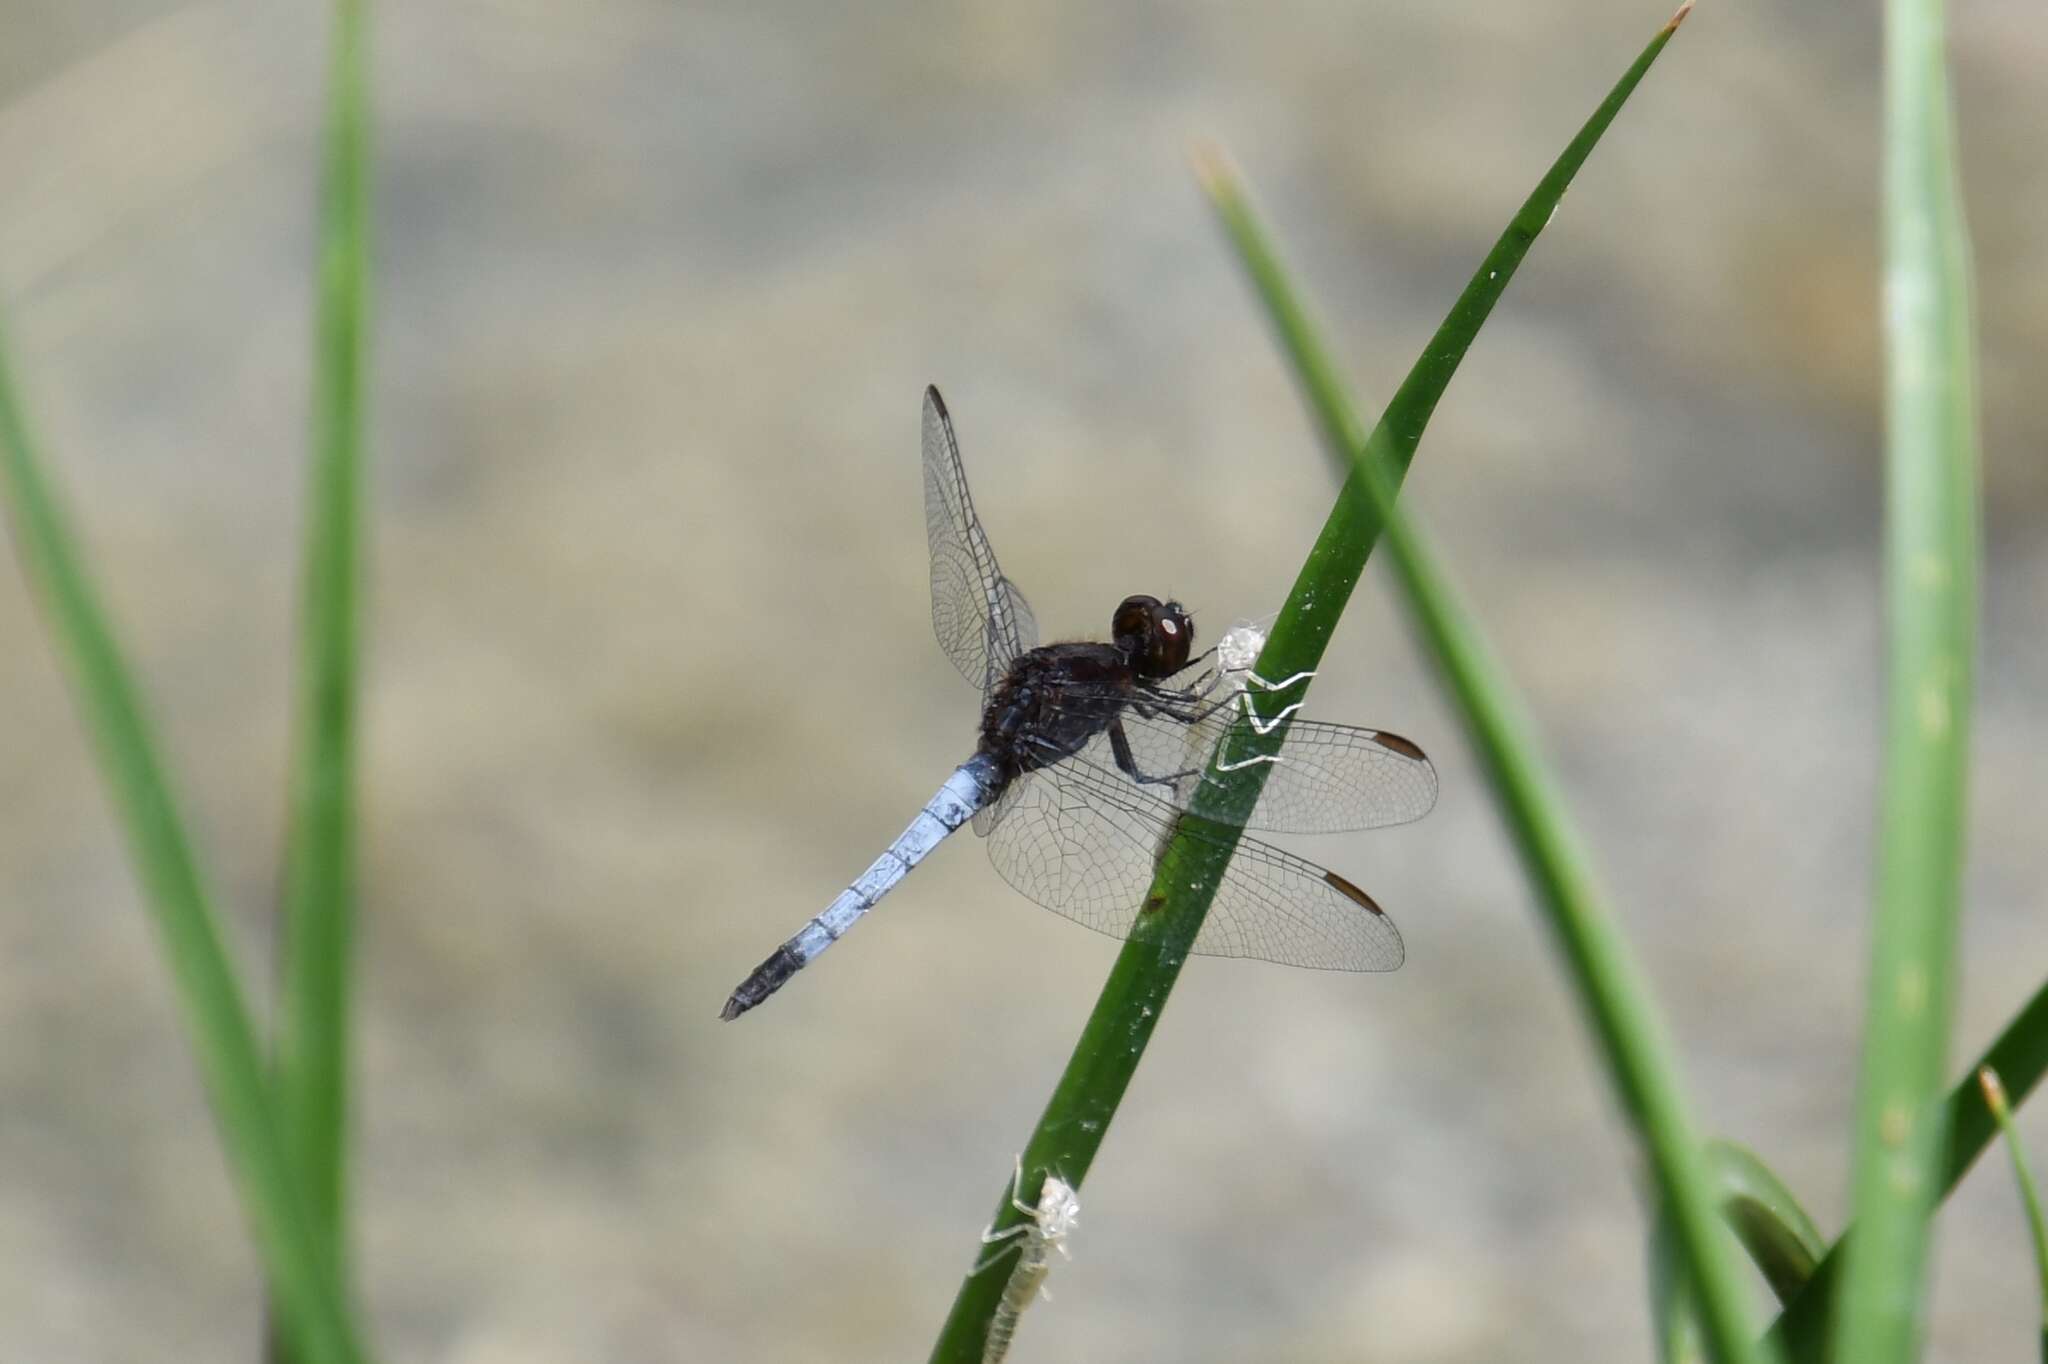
[924,386,1039,694]
[983,756,1403,972]
[973,769,1031,836]
[1112,708,1438,835]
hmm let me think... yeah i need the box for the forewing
[923,387,1038,694]
[1108,708,1439,835]
[983,756,1403,972]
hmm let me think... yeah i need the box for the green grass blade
[1342,355,1772,1364]
[0,341,371,1364]
[1212,112,1770,1364]
[1652,1204,1713,1364]
[1769,977,2048,1360]
[1204,12,1767,1359]
[1942,983,2048,1193]
[1979,1068,2048,1353]
[1830,0,1981,1354]
[1709,1140,1827,1305]
[1201,4,1697,639]
[926,12,1696,1361]
[1661,1143,1824,1360]
[276,0,371,1267]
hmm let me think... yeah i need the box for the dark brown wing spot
[1322,870,1386,916]
[1370,731,1427,762]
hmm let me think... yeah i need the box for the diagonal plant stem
[1209,66,1773,1364]
[0,338,371,1364]
[1831,0,1980,1354]
[1979,1067,2048,1358]
[1309,322,1775,1364]
[927,10,1695,1361]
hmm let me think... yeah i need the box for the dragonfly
[719,386,1437,1021]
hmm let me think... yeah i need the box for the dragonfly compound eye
[1141,601,1193,677]
[1111,594,1163,658]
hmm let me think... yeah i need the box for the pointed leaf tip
[1982,1066,2011,1116]
[1665,0,1694,33]
[1189,140,1236,198]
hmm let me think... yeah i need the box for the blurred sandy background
[1,1,2044,1360]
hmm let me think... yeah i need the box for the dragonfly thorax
[978,643,1135,782]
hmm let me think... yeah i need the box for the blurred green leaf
[1206,53,1776,1364]
[1708,1140,1827,1305]
[1768,977,2048,1360]
[269,3,371,1359]
[1832,0,1981,1356]
[1652,1203,1713,1364]
[1660,1143,1824,1361]
[276,0,371,1268]
[0,335,372,1364]
[1979,1068,2048,1357]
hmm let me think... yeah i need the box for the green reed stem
[927,9,1696,1359]
[0,338,371,1364]
[1831,0,1981,1353]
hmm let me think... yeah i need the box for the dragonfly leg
[1212,746,1283,773]
[1005,1154,1036,1217]
[1236,691,1308,737]
[972,1228,1028,1277]
[972,1156,1040,1273]
[1219,668,1314,736]
[1108,717,1200,788]
[1132,688,1234,727]
[1153,671,1290,725]
[1244,667,1315,694]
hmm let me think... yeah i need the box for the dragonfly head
[1112,595,1194,680]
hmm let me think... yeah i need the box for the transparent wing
[1109,705,1439,835]
[973,769,1032,836]
[983,753,1403,972]
[924,386,1038,695]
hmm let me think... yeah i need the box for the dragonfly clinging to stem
[719,387,1436,1021]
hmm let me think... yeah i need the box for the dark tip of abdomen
[719,944,806,1021]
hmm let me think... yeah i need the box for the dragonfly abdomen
[720,754,1000,1020]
